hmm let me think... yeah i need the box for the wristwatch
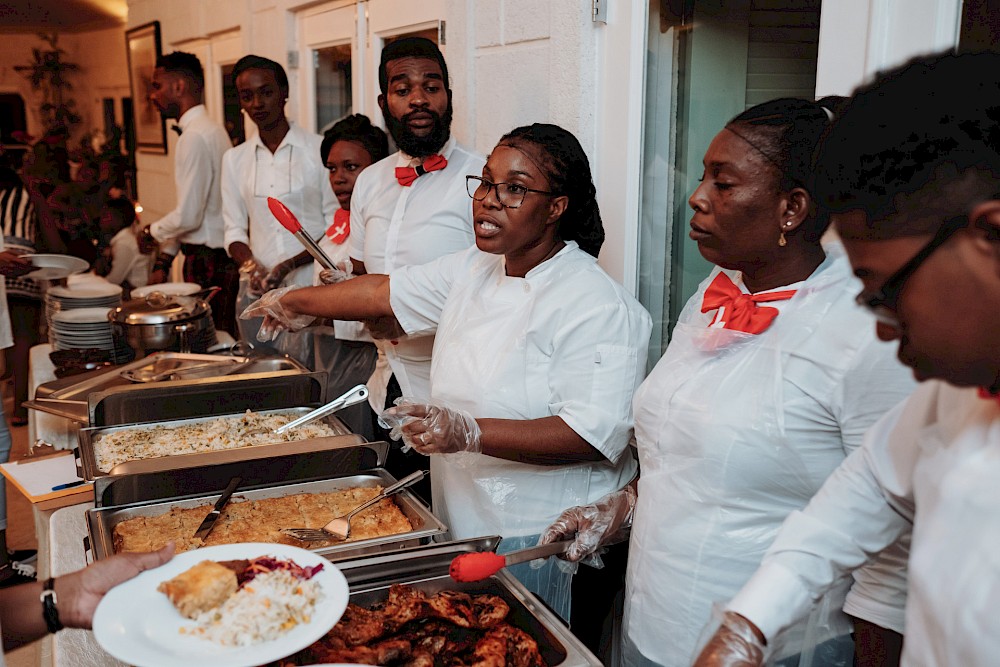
[40,578,63,634]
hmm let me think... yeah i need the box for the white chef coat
[390,241,650,539]
[624,247,915,667]
[222,122,336,288]
[729,380,1000,667]
[148,105,232,253]
[349,136,484,408]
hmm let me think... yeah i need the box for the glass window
[315,44,353,134]
[637,0,819,367]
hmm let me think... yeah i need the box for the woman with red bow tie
[540,99,916,667]
[309,114,388,440]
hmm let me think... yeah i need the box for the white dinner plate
[51,307,113,325]
[48,283,123,299]
[92,543,349,667]
[131,282,202,298]
[23,254,90,280]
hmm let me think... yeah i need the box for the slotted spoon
[282,470,426,542]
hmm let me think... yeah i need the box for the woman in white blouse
[541,99,917,667]
[244,124,651,621]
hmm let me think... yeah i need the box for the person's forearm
[282,274,393,320]
[228,242,253,266]
[1,580,49,651]
[478,416,605,465]
[288,250,313,270]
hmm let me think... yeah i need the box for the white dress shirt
[390,242,651,539]
[222,122,336,287]
[349,136,484,406]
[105,225,152,288]
[148,105,232,252]
[623,248,915,667]
[729,380,1000,667]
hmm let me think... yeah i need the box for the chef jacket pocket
[590,344,640,412]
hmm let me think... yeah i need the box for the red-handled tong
[449,540,573,582]
[267,197,337,271]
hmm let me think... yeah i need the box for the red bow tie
[701,272,797,335]
[395,154,448,186]
[325,208,350,244]
[978,387,1000,404]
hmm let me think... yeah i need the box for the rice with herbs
[92,410,341,472]
[183,569,322,646]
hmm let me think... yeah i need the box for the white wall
[816,0,962,97]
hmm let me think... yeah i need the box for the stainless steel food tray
[318,538,601,667]
[86,470,447,562]
[26,352,315,424]
[76,406,363,481]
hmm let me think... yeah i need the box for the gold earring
[778,231,787,247]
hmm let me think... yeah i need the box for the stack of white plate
[44,282,127,359]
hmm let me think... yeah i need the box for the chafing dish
[26,351,315,425]
[75,405,363,480]
[301,537,602,667]
[86,454,447,562]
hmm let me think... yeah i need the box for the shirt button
[523,283,531,293]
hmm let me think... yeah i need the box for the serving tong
[244,384,369,437]
[282,470,426,542]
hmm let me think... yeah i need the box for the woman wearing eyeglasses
[243,123,650,620]
[539,99,917,667]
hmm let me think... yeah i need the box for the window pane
[315,44,352,134]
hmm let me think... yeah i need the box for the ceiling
[0,0,127,33]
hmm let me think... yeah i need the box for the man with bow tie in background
[342,37,484,494]
[143,51,238,335]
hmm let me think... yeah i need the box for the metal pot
[109,291,216,358]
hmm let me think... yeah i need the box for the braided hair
[498,124,604,258]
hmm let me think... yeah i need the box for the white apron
[624,258,854,667]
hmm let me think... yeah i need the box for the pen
[51,480,88,491]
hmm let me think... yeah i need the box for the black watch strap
[40,577,63,634]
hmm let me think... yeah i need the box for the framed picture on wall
[125,21,166,154]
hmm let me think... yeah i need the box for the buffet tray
[316,538,602,667]
[86,469,447,562]
[76,406,362,481]
[26,352,315,425]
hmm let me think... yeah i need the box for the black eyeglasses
[856,215,968,326]
[466,176,556,209]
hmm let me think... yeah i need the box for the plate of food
[23,253,90,280]
[93,543,349,667]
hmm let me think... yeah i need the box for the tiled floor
[5,393,44,666]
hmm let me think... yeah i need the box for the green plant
[13,33,81,134]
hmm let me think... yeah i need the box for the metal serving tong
[282,470,426,542]
[245,384,369,437]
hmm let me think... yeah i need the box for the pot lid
[110,292,210,325]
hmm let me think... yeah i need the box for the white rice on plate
[182,569,324,646]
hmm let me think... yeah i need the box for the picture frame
[125,21,166,154]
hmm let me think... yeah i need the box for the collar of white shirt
[176,104,207,132]
[396,135,457,168]
[250,121,311,154]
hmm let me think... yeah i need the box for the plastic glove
[691,611,767,667]
[239,257,269,297]
[538,485,637,565]
[262,257,298,291]
[378,398,482,455]
[318,258,354,285]
[239,286,316,342]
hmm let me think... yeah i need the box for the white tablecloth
[48,504,126,667]
[28,344,79,451]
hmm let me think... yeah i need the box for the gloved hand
[691,611,767,667]
[239,286,316,342]
[539,485,637,564]
[239,257,269,297]
[262,257,298,291]
[318,258,354,285]
[379,399,482,455]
